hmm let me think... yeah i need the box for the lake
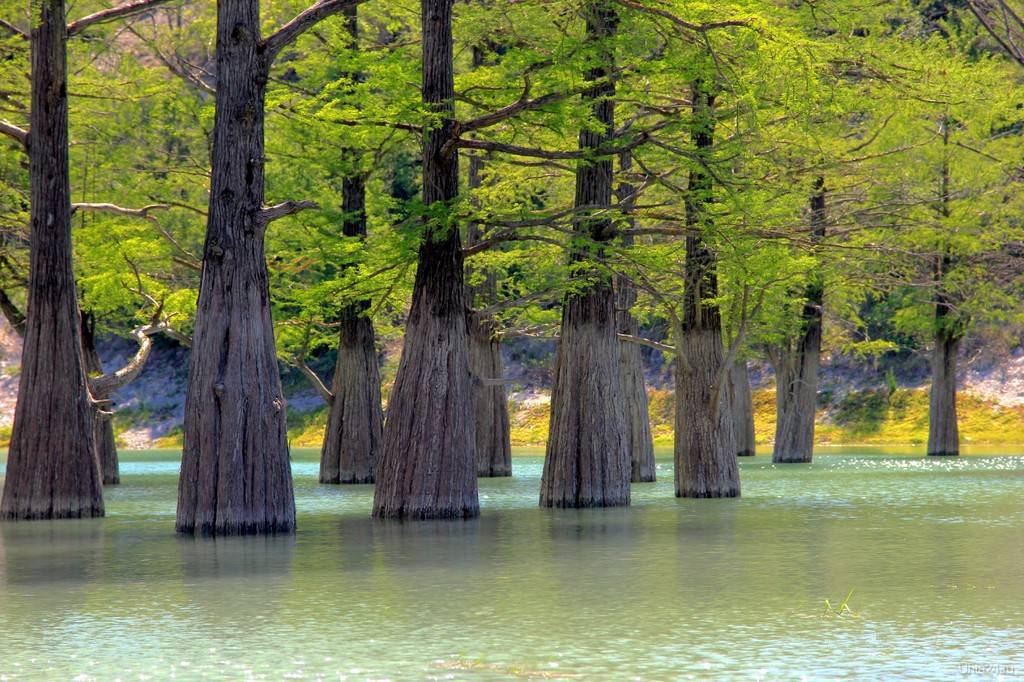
[1,448,1023,680]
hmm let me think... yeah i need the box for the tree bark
[674,80,739,499]
[541,1,630,508]
[176,0,294,535]
[81,315,119,485]
[372,0,478,519]
[1,0,104,520]
[319,9,384,485]
[465,45,512,478]
[320,175,383,483]
[771,178,825,464]
[729,359,756,457]
[617,152,656,482]
[928,303,961,456]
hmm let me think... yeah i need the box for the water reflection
[1,453,1024,680]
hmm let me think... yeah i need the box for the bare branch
[67,0,174,37]
[0,120,29,150]
[72,202,169,217]
[0,19,27,39]
[88,323,162,397]
[292,355,335,405]
[263,0,366,63]
[617,332,675,354]
[0,287,26,337]
[259,200,320,226]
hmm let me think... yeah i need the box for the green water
[2,449,1024,680]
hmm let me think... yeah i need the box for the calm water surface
[2,448,1024,681]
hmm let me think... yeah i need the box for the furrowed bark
[372,0,478,519]
[318,7,383,485]
[541,0,630,508]
[616,152,655,482]
[928,315,960,457]
[466,41,512,479]
[176,0,294,536]
[729,359,756,457]
[674,80,739,499]
[2,0,104,520]
[81,314,119,485]
[770,178,825,464]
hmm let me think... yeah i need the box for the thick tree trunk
[1,0,104,520]
[928,316,961,457]
[465,56,512,477]
[372,0,478,519]
[176,0,294,535]
[617,153,656,482]
[674,80,739,499]
[319,165,384,483]
[729,359,756,457]
[617,271,656,481]
[81,315,119,485]
[540,1,630,508]
[771,178,825,464]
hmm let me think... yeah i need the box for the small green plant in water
[822,588,858,618]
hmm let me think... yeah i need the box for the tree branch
[291,355,334,405]
[67,0,175,37]
[72,202,169,217]
[263,0,366,63]
[0,121,29,150]
[0,19,28,39]
[613,0,750,33]
[88,323,163,398]
[258,200,320,227]
[0,287,26,337]
[617,333,675,354]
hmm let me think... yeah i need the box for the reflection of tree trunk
[770,178,825,464]
[674,80,739,498]
[372,0,478,519]
[928,305,961,457]
[81,314,119,485]
[729,359,755,457]
[465,45,511,477]
[541,0,629,508]
[616,153,655,482]
[176,0,294,535]
[2,0,104,520]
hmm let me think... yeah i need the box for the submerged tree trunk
[771,178,826,464]
[928,302,961,457]
[541,1,629,508]
[372,0,478,519]
[465,42,511,477]
[1,0,104,520]
[81,315,119,485]
[319,204,383,483]
[319,10,384,485]
[674,80,739,499]
[617,153,656,482]
[176,0,294,535]
[729,359,756,457]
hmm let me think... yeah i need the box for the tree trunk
[81,315,119,485]
[176,0,294,535]
[674,80,739,499]
[541,1,630,508]
[466,77,512,477]
[928,309,961,457]
[318,18,385,483]
[771,178,825,464]
[617,153,656,482]
[1,0,104,520]
[372,0,478,519]
[729,359,756,457]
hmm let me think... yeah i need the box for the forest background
[2,0,1024,458]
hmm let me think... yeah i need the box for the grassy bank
[6,385,1017,451]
